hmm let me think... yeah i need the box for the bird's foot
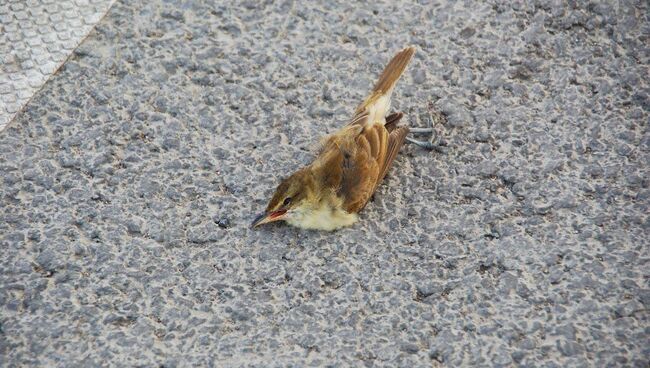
[406,136,437,150]
[407,109,446,152]
[409,127,435,134]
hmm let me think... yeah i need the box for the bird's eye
[283,197,292,206]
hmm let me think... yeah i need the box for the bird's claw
[407,110,444,152]
[409,127,435,134]
[406,137,435,150]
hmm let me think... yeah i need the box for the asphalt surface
[1,0,649,367]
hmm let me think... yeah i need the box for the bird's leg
[409,127,434,134]
[406,135,437,150]
[406,110,444,151]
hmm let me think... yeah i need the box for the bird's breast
[287,202,358,231]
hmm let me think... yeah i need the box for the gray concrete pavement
[1,0,648,366]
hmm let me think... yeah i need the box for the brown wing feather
[317,122,407,214]
[378,126,409,183]
[336,124,387,213]
[347,111,369,126]
[340,151,375,212]
[384,112,404,132]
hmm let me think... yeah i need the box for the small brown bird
[252,46,416,230]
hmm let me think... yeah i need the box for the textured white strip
[0,0,116,131]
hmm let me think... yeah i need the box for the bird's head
[251,168,316,228]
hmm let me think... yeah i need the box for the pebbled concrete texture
[1,0,648,366]
[0,0,116,131]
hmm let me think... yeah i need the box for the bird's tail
[355,46,416,118]
[371,46,415,96]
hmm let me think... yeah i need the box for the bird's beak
[251,209,287,228]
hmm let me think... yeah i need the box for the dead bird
[252,46,435,230]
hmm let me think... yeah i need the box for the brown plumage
[252,46,416,230]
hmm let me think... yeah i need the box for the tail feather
[372,46,416,95]
[356,46,416,120]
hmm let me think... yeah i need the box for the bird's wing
[346,110,369,126]
[377,126,409,184]
[324,122,388,213]
[317,117,408,214]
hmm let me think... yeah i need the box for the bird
[252,46,419,231]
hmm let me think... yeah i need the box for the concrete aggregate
[1,0,649,366]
